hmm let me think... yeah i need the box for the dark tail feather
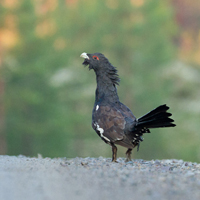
[136,104,176,129]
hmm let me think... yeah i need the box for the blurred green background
[0,0,200,162]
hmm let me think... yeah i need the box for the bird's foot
[125,158,132,162]
[112,159,118,163]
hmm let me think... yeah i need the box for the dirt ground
[1,155,200,200]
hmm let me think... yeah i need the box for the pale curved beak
[80,52,89,59]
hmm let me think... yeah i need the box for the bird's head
[80,52,120,85]
[80,52,108,71]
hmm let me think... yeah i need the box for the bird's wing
[92,105,126,143]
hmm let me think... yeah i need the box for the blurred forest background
[0,0,200,162]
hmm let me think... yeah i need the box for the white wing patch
[94,122,110,142]
[96,105,99,111]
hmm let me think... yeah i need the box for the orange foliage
[35,19,56,37]
[34,0,57,15]
[65,0,78,7]
[105,0,119,9]
[0,29,19,49]
[130,0,144,7]
[173,0,200,65]
[2,0,19,9]
[5,14,18,29]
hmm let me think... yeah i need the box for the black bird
[80,52,176,162]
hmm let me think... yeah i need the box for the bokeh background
[0,0,200,162]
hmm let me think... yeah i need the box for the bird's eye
[92,55,99,60]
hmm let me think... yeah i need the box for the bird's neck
[95,74,119,104]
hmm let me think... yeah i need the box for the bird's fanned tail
[136,104,176,129]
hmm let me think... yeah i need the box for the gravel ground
[1,155,200,200]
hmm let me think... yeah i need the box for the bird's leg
[125,148,132,162]
[111,144,118,162]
